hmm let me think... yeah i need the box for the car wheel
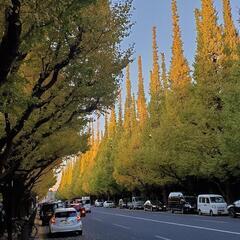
[198,209,202,215]
[171,209,174,214]
[210,210,214,216]
[151,207,153,212]
[77,230,83,236]
[181,208,186,214]
[48,232,55,238]
[229,208,236,218]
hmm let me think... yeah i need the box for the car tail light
[51,217,56,224]
[77,216,81,221]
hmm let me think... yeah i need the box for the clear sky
[120,0,239,99]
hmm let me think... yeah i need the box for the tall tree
[137,56,148,126]
[108,107,117,137]
[195,0,224,68]
[222,0,239,58]
[123,65,132,132]
[161,53,168,92]
[149,27,161,128]
[169,0,191,94]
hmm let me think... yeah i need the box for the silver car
[49,208,82,236]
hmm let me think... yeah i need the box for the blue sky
[121,0,240,99]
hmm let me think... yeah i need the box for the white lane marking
[94,211,240,236]
[197,219,227,224]
[155,235,172,240]
[92,217,103,222]
[113,223,130,230]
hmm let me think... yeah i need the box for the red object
[51,217,56,224]
[80,207,86,217]
[77,215,81,221]
[70,204,86,217]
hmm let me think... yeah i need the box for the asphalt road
[35,207,240,240]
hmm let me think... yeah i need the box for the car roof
[198,194,223,197]
[55,207,76,213]
[168,192,183,197]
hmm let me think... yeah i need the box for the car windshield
[135,197,144,202]
[83,200,90,204]
[210,197,225,203]
[55,211,77,218]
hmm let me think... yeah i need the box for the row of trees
[57,0,240,203]
[0,0,132,238]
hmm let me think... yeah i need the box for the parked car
[95,199,104,207]
[168,192,197,214]
[40,202,58,225]
[82,196,91,213]
[144,200,167,211]
[197,194,228,216]
[103,201,115,208]
[49,208,82,236]
[70,203,86,217]
[227,200,240,218]
[128,196,145,210]
[119,198,128,209]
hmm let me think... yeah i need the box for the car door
[205,197,211,214]
[199,197,206,213]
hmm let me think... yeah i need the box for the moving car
[103,201,115,208]
[82,196,91,213]
[128,196,145,210]
[197,194,228,216]
[40,202,58,225]
[227,200,240,218]
[49,208,82,236]
[168,192,197,214]
[144,200,167,211]
[70,203,86,217]
[95,199,104,207]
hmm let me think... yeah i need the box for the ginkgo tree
[57,0,240,205]
[0,0,133,237]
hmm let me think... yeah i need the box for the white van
[197,194,228,216]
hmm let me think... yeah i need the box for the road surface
[35,207,240,240]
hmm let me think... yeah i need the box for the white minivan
[197,194,228,216]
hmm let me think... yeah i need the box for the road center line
[113,223,130,230]
[95,211,240,236]
[155,235,172,240]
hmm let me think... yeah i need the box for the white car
[103,201,115,208]
[95,199,104,207]
[49,208,82,236]
[197,194,228,216]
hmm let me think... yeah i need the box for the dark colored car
[70,203,86,217]
[40,203,57,225]
[168,192,197,214]
[227,200,240,218]
[144,200,167,211]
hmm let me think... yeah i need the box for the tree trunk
[2,181,13,240]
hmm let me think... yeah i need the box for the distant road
[35,207,240,240]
